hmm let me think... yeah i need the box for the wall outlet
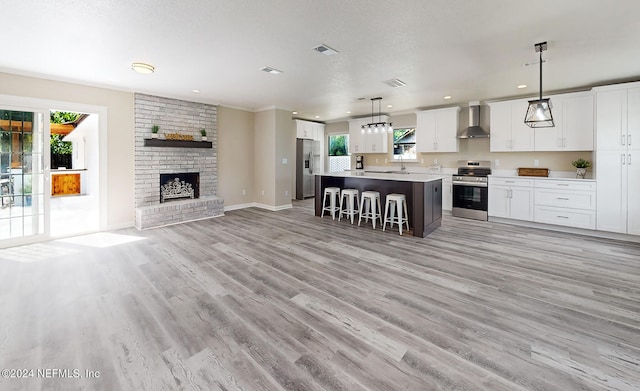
[282,158,288,164]
[434,159,438,164]
[534,159,539,167]
[261,190,265,196]
[495,159,500,166]
[421,159,425,164]
[284,190,289,196]
[242,189,246,195]
[377,158,380,163]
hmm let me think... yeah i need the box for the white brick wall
[133,93,223,229]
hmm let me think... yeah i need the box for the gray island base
[314,172,443,238]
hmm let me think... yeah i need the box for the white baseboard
[107,221,135,231]
[253,203,292,212]
[224,203,255,212]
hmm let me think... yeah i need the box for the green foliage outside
[50,134,72,155]
[50,111,80,124]
[329,135,348,156]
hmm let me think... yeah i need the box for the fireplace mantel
[144,139,212,148]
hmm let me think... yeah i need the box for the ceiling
[2,0,640,122]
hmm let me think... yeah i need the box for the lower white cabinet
[442,176,452,211]
[488,177,534,221]
[533,179,596,229]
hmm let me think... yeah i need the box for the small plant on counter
[571,158,591,169]
[200,128,207,141]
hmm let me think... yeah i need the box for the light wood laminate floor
[0,200,639,390]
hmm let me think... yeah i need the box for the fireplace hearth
[160,172,200,203]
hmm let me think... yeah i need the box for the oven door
[452,182,488,220]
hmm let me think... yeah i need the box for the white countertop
[489,174,596,182]
[317,171,444,183]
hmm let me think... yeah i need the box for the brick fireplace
[134,93,224,229]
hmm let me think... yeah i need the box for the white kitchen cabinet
[489,100,535,152]
[488,177,534,221]
[415,107,460,152]
[534,92,594,151]
[594,82,640,235]
[442,176,452,211]
[295,119,324,141]
[533,179,596,229]
[348,117,389,153]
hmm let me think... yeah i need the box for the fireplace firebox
[160,172,200,203]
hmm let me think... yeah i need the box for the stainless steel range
[452,160,491,221]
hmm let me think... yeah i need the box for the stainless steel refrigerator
[296,138,320,199]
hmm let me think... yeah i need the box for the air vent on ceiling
[260,66,282,74]
[383,78,407,88]
[312,44,338,56]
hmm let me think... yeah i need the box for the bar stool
[338,188,360,224]
[321,187,341,220]
[358,191,382,229]
[383,193,409,235]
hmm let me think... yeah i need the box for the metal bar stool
[358,191,382,229]
[338,188,359,224]
[383,193,409,235]
[321,187,341,220]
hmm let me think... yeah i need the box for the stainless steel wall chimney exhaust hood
[457,102,490,138]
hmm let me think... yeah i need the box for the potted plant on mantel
[151,124,160,139]
[572,158,591,179]
[200,128,207,141]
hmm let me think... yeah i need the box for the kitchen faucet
[399,155,406,171]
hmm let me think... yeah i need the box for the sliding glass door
[0,108,49,245]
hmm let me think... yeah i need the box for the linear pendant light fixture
[361,97,393,134]
[524,42,554,128]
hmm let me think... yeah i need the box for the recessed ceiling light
[383,78,407,88]
[444,95,452,100]
[131,62,155,74]
[517,84,528,89]
[292,111,298,115]
[192,89,200,93]
[315,115,320,119]
[346,111,351,114]
[312,44,338,56]
[387,105,393,108]
[260,66,282,75]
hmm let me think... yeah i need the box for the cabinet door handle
[629,135,632,146]
[557,197,569,200]
[557,184,569,186]
[557,216,569,219]
[622,153,626,165]
[622,135,626,146]
[629,154,632,165]
[506,181,515,183]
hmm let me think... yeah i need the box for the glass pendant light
[524,42,554,128]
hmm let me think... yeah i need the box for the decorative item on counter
[200,128,207,141]
[517,167,549,177]
[571,158,591,179]
[151,124,159,139]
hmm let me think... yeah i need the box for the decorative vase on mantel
[200,129,207,142]
[151,124,160,139]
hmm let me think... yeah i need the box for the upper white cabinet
[295,119,324,141]
[534,92,594,151]
[348,117,389,154]
[594,83,640,235]
[488,100,535,152]
[415,107,460,153]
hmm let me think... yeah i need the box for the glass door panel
[0,109,47,243]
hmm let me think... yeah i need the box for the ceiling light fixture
[444,95,452,100]
[361,97,393,135]
[383,78,406,88]
[131,62,155,74]
[260,66,282,75]
[517,84,527,89]
[192,89,200,93]
[524,42,554,128]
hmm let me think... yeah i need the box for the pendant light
[524,42,554,128]
[361,97,393,134]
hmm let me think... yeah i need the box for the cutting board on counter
[518,167,549,177]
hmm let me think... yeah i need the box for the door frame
[0,94,108,248]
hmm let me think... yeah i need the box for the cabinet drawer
[534,206,596,229]
[534,188,595,210]
[489,177,534,187]
[534,179,596,191]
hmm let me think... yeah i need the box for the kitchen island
[315,171,443,237]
